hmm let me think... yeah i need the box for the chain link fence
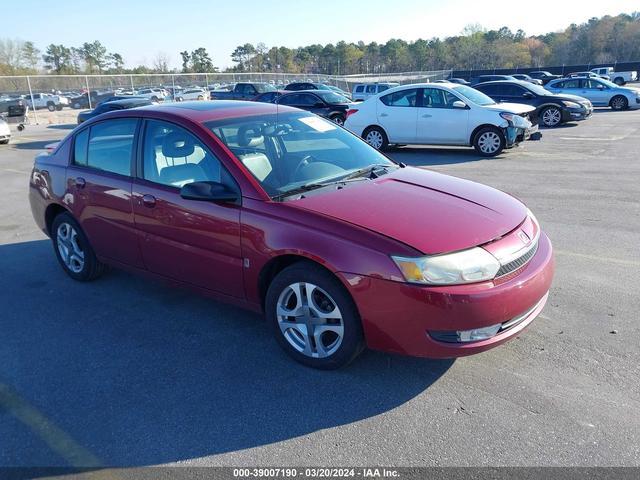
[0,70,452,125]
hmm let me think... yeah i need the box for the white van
[351,83,400,102]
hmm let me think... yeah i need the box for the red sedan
[29,101,554,369]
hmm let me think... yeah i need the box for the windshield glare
[452,85,496,106]
[317,91,350,104]
[526,83,551,96]
[206,112,394,198]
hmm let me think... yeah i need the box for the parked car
[96,95,145,106]
[176,88,210,101]
[136,88,167,102]
[210,82,276,101]
[69,91,115,109]
[76,98,153,124]
[276,90,352,125]
[474,80,592,128]
[252,90,286,103]
[24,93,69,111]
[446,78,471,85]
[327,85,352,100]
[546,77,640,110]
[510,74,543,85]
[284,82,333,92]
[566,71,609,81]
[29,101,554,369]
[351,83,400,102]
[528,71,562,85]
[0,117,10,144]
[344,83,536,156]
[0,97,26,115]
[470,75,518,85]
[589,67,638,86]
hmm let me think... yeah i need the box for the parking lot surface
[0,111,639,467]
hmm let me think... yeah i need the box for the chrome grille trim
[495,236,539,277]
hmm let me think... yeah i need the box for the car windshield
[316,91,350,104]
[452,85,496,106]
[595,78,619,88]
[206,111,395,199]
[526,84,551,96]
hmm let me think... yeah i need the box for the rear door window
[86,119,137,176]
[354,85,364,93]
[380,88,419,107]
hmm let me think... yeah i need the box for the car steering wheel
[292,155,315,181]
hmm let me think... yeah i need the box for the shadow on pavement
[47,124,75,130]
[387,145,492,166]
[12,140,54,151]
[0,240,453,468]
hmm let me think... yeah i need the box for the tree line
[1,12,639,77]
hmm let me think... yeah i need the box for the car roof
[104,98,152,107]
[130,100,300,122]
[474,79,533,87]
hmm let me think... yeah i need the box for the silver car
[546,77,640,111]
[0,117,11,144]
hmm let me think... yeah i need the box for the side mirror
[452,100,467,109]
[180,181,238,203]
[597,85,605,90]
[523,92,534,99]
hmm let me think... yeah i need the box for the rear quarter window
[73,129,89,167]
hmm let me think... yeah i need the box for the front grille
[495,239,539,277]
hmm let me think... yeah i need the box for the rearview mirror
[180,181,238,203]
[452,100,467,109]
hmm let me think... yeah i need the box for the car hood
[291,167,527,255]
[483,102,536,114]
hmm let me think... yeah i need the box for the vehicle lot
[0,110,639,467]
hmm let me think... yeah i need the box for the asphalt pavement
[0,110,638,468]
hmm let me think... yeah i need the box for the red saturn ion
[29,101,554,369]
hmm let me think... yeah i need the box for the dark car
[96,95,145,106]
[470,75,517,85]
[511,74,543,86]
[69,91,116,109]
[252,90,286,103]
[29,101,554,369]
[528,71,562,85]
[276,90,352,125]
[284,82,333,92]
[474,80,593,128]
[77,98,153,124]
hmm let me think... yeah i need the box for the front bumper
[563,106,593,122]
[339,232,555,358]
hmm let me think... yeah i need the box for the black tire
[473,126,506,157]
[17,124,24,131]
[47,102,56,112]
[73,102,81,109]
[541,106,562,128]
[610,95,628,111]
[265,262,365,369]
[0,139,9,145]
[329,114,345,126]
[51,212,106,282]
[613,77,625,86]
[362,126,389,151]
[151,96,159,103]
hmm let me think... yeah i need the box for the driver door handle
[421,114,432,118]
[379,113,389,117]
[142,194,156,208]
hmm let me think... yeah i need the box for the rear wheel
[0,139,9,145]
[362,126,389,151]
[51,212,106,281]
[473,126,505,157]
[47,102,56,112]
[330,114,345,126]
[541,106,562,127]
[610,95,628,111]
[265,262,365,369]
[613,77,625,86]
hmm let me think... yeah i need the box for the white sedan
[344,83,536,156]
[176,88,210,101]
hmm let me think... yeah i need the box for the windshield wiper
[343,163,397,181]
[272,177,370,201]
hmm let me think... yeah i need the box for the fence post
[171,74,176,103]
[205,73,209,89]
[26,75,39,125]
[85,76,92,110]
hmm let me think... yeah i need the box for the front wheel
[51,212,106,281]
[265,262,365,369]
[362,126,389,151]
[541,106,562,127]
[47,103,56,112]
[473,127,505,157]
[610,95,628,111]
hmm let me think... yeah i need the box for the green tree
[42,44,72,74]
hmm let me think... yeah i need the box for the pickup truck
[590,67,638,85]
[209,82,276,101]
[25,93,69,111]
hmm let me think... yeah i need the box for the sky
[3,0,639,69]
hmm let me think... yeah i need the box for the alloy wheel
[332,116,344,126]
[276,282,344,359]
[365,130,384,149]
[611,97,627,110]
[478,131,501,154]
[56,222,85,273]
[543,108,561,127]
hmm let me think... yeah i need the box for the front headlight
[561,100,580,108]
[499,112,515,122]
[392,247,500,285]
